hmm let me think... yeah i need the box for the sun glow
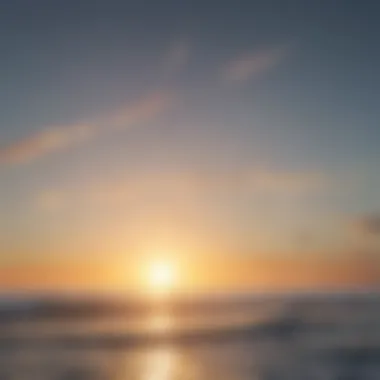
[147,260,176,295]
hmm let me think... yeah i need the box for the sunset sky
[0,0,379,293]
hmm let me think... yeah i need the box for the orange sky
[0,253,378,294]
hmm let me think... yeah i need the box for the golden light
[147,260,176,295]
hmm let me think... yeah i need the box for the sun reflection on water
[148,312,174,334]
[139,309,201,380]
[143,348,176,380]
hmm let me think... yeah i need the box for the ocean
[0,292,379,380]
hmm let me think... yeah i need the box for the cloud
[108,91,174,129]
[103,168,326,199]
[182,167,326,195]
[0,124,94,165]
[36,167,326,215]
[222,44,289,84]
[246,169,325,193]
[353,214,380,236]
[0,91,173,166]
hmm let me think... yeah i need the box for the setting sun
[147,260,176,294]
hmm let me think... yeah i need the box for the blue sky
[0,1,379,288]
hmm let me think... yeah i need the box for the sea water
[0,293,379,380]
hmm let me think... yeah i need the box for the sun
[147,260,176,295]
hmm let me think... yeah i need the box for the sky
[0,0,380,293]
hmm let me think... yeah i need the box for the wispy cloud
[352,214,380,236]
[0,124,94,165]
[0,91,173,166]
[35,167,327,215]
[246,169,325,193]
[222,44,290,84]
[107,91,174,129]
[175,167,326,195]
